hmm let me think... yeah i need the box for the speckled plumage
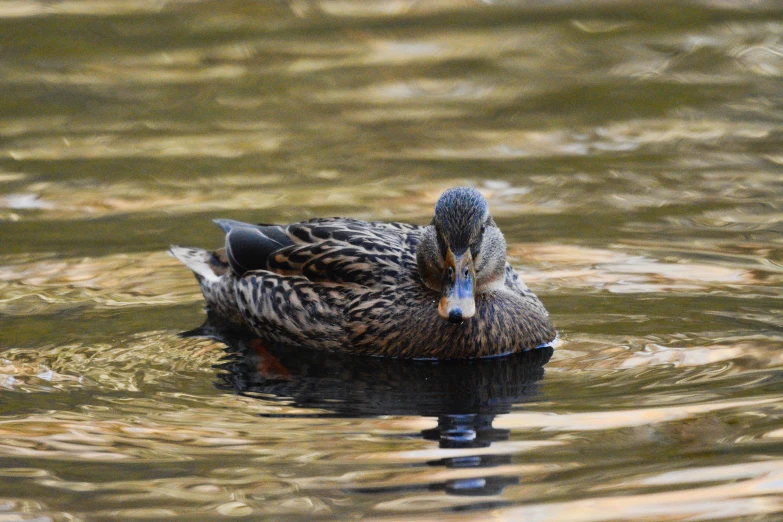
[171,188,555,358]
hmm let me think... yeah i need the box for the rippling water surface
[3,1,783,520]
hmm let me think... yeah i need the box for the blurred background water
[2,1,783,520]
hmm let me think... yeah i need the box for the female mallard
[172,187,555,359]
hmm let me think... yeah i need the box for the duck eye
[447,266,454,279]
[480,224,486,233]
[463,267,470,278]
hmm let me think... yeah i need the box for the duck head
[417,187,508,324]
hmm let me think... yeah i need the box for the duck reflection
[186,318,553,497]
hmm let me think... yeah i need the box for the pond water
[2,1,783,520]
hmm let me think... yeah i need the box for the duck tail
[169,246,222,283]
[170,245,244,325]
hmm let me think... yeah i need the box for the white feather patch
[169,246,220,282]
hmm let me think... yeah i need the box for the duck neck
[416,226,444,292]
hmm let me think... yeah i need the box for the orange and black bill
[438,248,476,323]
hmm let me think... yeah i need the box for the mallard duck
[171,187,555,359]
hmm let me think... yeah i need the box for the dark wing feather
[218,217,422,286]
[215,220,294,275]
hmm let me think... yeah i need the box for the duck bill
[438,248,476,323]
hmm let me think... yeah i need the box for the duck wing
[214,219,294,275]
[217,218,422,287]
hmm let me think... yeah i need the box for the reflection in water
[186,317,552,498]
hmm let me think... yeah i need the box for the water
[2,1,783,520]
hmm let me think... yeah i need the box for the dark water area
[3,1,783,520]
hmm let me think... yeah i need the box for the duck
[171,187,555,359]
